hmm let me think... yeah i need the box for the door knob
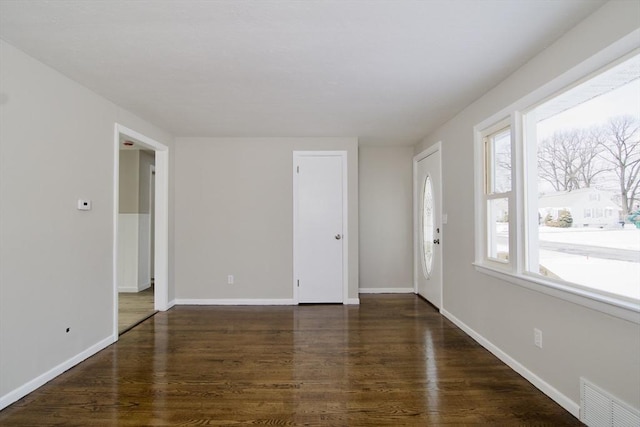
[335,234,342,240]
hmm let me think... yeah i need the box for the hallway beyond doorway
[118,285,155,334]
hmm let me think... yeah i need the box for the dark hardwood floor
[0,294,581,426]
[118,285,155,334]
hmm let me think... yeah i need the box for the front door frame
[292,151,349,304]
[413,142,443,309]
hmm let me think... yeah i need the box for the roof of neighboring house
[539,188,621,209]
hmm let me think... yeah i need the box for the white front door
[294,152,346,303]
[415,146,442,308]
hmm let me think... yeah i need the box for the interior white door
[295,153,344,303]
[415,148,442,308]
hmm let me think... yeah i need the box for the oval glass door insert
[423,175,434,278]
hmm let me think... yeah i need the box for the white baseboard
[359,287,415,294]
[166,299,176,310]
[440,309,580,419]
[119,282,151,293]
[0,335,114,411]
[175,298,296,305]
[174,298,360,306]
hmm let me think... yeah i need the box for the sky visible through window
[538,79,640,140]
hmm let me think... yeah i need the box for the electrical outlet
[227,275,234,285]
[534,328,543,348]
[77,199,92,211]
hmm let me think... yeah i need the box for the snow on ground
[495,224,639,300]
[538,224,640,251]
[538,249,640,300]
[537,226,639,300]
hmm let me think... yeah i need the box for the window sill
[473,262,640,324]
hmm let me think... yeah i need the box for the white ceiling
[0,0,606,146]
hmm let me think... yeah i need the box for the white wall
[0,40,174,407]
[119,150,140,213]
[415,1,640,415]
[174,137,359,303]
[358,146,414,292]
[138,150,155,214]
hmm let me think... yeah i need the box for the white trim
[175,299,295,306]
[153,149,169,312]
[149,164,156,283]
[346,298,360,305]
[118,286,146,293]
[473,125,485,267]
[0,335,114,410]
[441,308,580,419]
[112,128,120,340]
[293,153,299,303]
[413,142,443,308]
[293,151,349,304]
[359,287,414,294]
[114,124,170,343]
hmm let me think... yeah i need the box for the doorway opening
[117,146,155,333]
[113,124,169,338]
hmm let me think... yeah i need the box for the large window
[476,51,640,311]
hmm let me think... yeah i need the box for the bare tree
[578,127,609,187]
[538,129,605,191]
[599,115,640,216]
[538,130,578,191]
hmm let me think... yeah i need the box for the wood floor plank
[118,285,155,334]
[0,294,581,426]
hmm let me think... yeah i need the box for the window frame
[473,44,640,324]
[480,120,513,267]
[422,174,435,278]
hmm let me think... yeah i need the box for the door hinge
[296,166,299,174]
[297,280,300,287]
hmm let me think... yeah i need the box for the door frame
[113,124,170,340]
[292,151,349,304]
[149,164,156,283]
[413,142,443,307]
